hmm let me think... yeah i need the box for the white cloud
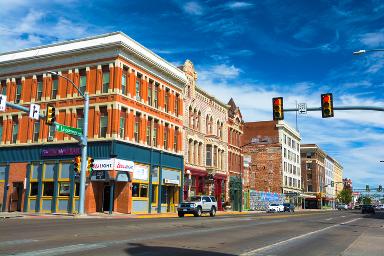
[358,29,384,48]
[226,2,254,9]
[183,1,204,15]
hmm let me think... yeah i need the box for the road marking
[0,239,39,247]
[341,215,346,218]
[240,218,361,256]
[325,218,333,220]
[13,244,107,256]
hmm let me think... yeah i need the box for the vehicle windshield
[270,204,279,206]
[283,203,290,206]
[189,196,201,202]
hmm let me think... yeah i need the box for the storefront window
[132,183,148,198]
[60,163,71,179]
[132,183,139,197]
[59,182,70,196]
[31,165,41,179]
[43,182,54,196]
[0,166,5,181]
[44,164,55,179]
[140,184,148,198]
[30,182,38,196]
[75,183,80,196]
[151,185,158,204]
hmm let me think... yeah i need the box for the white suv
[177,195,218,217]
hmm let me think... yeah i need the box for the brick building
[0,32,186,214]
[242,120,302,206]
[182,60,228,210]
[227,98,243,211]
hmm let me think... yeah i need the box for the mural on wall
[248,190,285,211]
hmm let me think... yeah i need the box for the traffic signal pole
[79,92,89,215]
[284,106,384,112]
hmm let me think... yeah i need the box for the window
[121,69,127,95]
[30,182,38,196]
[79,70,87,94]
[0,166,6,181]
[100,107,108,138]
[163,124,169,149]
[11,116,18,143]
[135,74,141,100]
[48,123,55,141]
[175,95,179,116]
[77,73,87,95]
[59,182,70,196]
[43,182,54,196]
[153,120,158,147]
[102,66,110,93]
[52,78,58,99]
[154,83,159,108]
[36,76,43,101]
[0,80,6,96]
[146,118,152,145]
[134,113,140,142]
[148,81,153,106]
[213,146,218,167]
[33,121,40,142]
[206,145,212,166]
[289,177,292,187]
[164,89,169,113]
[76,109,84,129]
[120,109,126,139]
[174,128,178,151]
[203,196,211,202]
[15,79,22,103]
[284,176,287,186]
[132,183,148,198]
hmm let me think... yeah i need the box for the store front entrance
[161,185,178,212]
[102,184,111,212]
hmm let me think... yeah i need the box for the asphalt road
[0,210,383,256]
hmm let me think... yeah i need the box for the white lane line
[240,218,361,256]
[13,244,107,256]
[325,218,333,221]
[0,239,39,247]
[341,215,346,218]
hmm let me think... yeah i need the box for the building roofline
[0,31,187,84]
[195,85,230,109]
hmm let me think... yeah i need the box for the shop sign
[114,159,134,172]
[133,165,148,181]
[93,159,114,170]
[164,179,179,185]
[41,147,81,157]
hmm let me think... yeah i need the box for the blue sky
[1,0,383,190]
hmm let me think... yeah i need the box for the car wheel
[194,207,202,217]
[178,212,184,217]
[210,207,216,217]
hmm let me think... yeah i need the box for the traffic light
[272,97,284,121]
[87,157,94,172]
[321,93,334,118]
[45,104,56,125]
[378,185,382,192]
[366,185,370,192]
[331,181,334,187]
[73,156,81,174]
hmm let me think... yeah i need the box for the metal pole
[78,92,89,215]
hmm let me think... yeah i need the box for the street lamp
[48,71,89,215]
[353,49,384,55]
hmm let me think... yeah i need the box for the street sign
[29,103,40,120]
[0,95,6,112]
[298,103,307,114]
[55,123,83,136]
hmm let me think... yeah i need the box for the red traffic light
[272,97,284,121]
[321,93,334,118]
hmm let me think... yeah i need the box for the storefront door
[103,184,111,212]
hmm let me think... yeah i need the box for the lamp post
[353,49,384,55]
[48,71,89,215]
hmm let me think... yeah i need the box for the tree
[362,196,372,205]
[337,189,352,204]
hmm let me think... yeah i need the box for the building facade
[227,98,243,211]
[242,120,302,207]
[182,60,229,210]
[324,157,335,207]
[0,32,186,214]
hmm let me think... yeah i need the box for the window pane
[59,182,70,196]
[151,185,157,203]
[0,166,5,180]
[30,182,38,196]
[32,165,40,179]
[52,79,58,99]
[44,164,55,179]
[132,183,139,197]
[140,184,148,198]
[102,71,109,93]
[60,163,71,179]
[80,75,86,94]
[75,183,80,196]
[43,182,54,196]
[121,74,127,95]
[33,121,40,142]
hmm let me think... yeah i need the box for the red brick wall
[242,121,279,146]
[5,163,28,211]
[243,144,282,193]
[115,182,132,214]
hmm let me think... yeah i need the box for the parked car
[361,204,375,214]
[267,203,284,213]
[354,205,362,210]
[375,204,384,210]
[283,203,295,212]
[337,204,348,210]
[177,195,217,217]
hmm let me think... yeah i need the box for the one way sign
[29,104,40,120]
